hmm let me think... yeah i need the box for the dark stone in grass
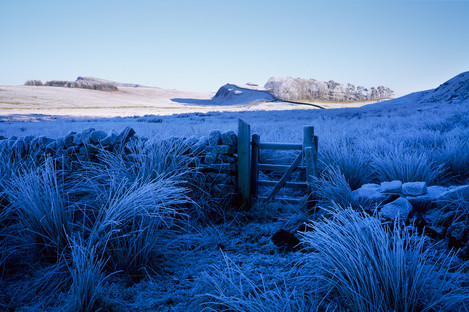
[90,130,108,144]
[447,222,467,250]
[209,130,222,146]
[117,126,136,144]
[221,130,237,147]
[271,229,300,251]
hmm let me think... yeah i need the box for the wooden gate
[237,119,318,208]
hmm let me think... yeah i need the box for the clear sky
[1,0,468,96]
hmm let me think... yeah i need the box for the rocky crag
[265,76,394,102]
[212,84,276,105]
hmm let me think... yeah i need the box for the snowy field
[1,72,469,311]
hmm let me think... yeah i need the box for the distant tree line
[24,79,118,91]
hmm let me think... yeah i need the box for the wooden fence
[237,119,318,208]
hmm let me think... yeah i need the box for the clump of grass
[87,178,188,275]
[66,237,107,312]
[312,166,357,210]
[300,206,468,312]
[437,132,469,183]
[319,139,373,190]
[201,253,333,312]
[72,141,191,275]
[5,159,72,260]
[372,146,446,184]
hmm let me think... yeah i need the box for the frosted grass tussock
[5,159,72,259]
[201,253,334,312]
[312,166,357,210]
[73,143,192,274]
[319,138,373,190]
[83,176,190,275]
[67,237,107,312]
[372,146,445,185]
[437,131,469,182]
[300,206,469,312]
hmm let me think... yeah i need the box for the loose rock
[380,197,413,222]
[402,182,427,196]
[381,180,402,193]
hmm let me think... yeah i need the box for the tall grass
[372,146,446,184]
[5,159,72,260]
[67,237,107,312]
[312,166,356,210]
[201,253,334,312]
[87,178,188,274]
[71,141,192,275]
[437,131,469,183]
[300,207,468,311]
[319,138,373,190]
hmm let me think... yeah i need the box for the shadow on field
[171,98,214,105]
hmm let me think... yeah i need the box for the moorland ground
[0,83,468,311]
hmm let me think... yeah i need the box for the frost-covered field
[1,73,469,311]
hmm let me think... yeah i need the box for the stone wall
[0,127,239,207]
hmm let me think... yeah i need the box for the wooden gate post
[251,134,260,199]
[303,126,318,194]
[238,119,251,208]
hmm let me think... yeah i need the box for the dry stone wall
[0,128,239,207]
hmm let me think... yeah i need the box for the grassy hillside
[0,75,468,311]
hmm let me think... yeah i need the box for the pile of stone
[352,180,469,258]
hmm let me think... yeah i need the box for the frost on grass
[300,207,469,312]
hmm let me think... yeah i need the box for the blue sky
[1,0,468,96]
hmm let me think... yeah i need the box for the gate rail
[237,119,318,208]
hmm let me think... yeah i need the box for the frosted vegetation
[0,74,469,311]
[264,76,394,102]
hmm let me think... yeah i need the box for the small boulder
[184,136,199,147]
[402,182,427,196]
[204,152,218,164]
[381,180,402,193]
[271,229,300,251]
[221,131,237,147]
[439,185,469,202]
[101,131,118,146]
[90,130,108,144]
[209,130,222,146]
[190,136,209,155]
[64,131,76,148]
[117,127,136,144]
[72,133,82,145]
[380,197,413,222]
[447,222,467,250]
[204,145,236,154]
[351,183,388,202]
[407,185,448,212]
[80,128,95,145]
